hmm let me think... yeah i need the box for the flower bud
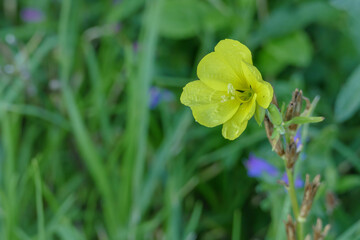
[264,116,284,156]
[268,103,283,126]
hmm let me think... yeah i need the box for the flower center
[236,89,254,102]
[226,83,254,103]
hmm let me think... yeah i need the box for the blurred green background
[1,0,360,239]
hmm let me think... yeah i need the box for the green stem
[284,162,303,240]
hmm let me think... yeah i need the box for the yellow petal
[180,80,240,127]
[215,39,253,66]
[197,52,247,91]
[221,95,257,140]
[222,120,248,140]
[242,61,273,108]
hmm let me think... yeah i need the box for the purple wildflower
[133,42,139,53]
[245,154,304,189]
[114,23,122,33]
[21,8,44,23]
[149,86,174,109]
[282,173,304,188]
[245,154,279,178]
[149,87,162,109]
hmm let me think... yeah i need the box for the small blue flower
[21,8,44,23]
[281,173,304,188]
[149,86,174,109]
[245,154,279,178]
[245,154,303,188]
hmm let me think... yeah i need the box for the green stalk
[284,159,303,240]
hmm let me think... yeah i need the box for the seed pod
[326,191,338,215]
[299,175,321,222]
[313,219,331,240]
[285,139,299,170]
[293,89,303,118]
[284,215,297,240]
[285,102,295,122]
[285,89,304,130]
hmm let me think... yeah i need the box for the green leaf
[184,202,203,238]
[159,1,202,38]
[331,0,360,53]
[158,0,227,39]
[335,175,360,193]
[335,65,360,122]
[337,219,360,240]
[231,210,241,240]
[284,116,324,126]
[250,1,340,47]
[258,31,313,76]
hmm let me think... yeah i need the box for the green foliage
[0,0,360,239]
[284,116,324,126]
[258,31,313,76]
[159,0,228,39]
[335,65,360,122]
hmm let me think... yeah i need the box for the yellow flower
[180,39,273,140]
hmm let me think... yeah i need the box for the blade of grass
[123,0,164,227]
[166,166,182,240]
[333,139,360,173]
[338,219,360,240]
[32,158,45,240]
[82,41,111,144]
[0,102,69,130]
[58,0,117,236]
[28,36,58,72]
[0,76,27,239]
[184,202,203,239]
[232,210,242,240]
[131,110,192,225]
[1,114,18,240]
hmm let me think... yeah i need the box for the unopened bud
[264,116,284,156]
[268,103,283,126]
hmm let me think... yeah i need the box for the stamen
[236,89,254,102]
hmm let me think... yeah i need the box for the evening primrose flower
[180,39,273,140]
